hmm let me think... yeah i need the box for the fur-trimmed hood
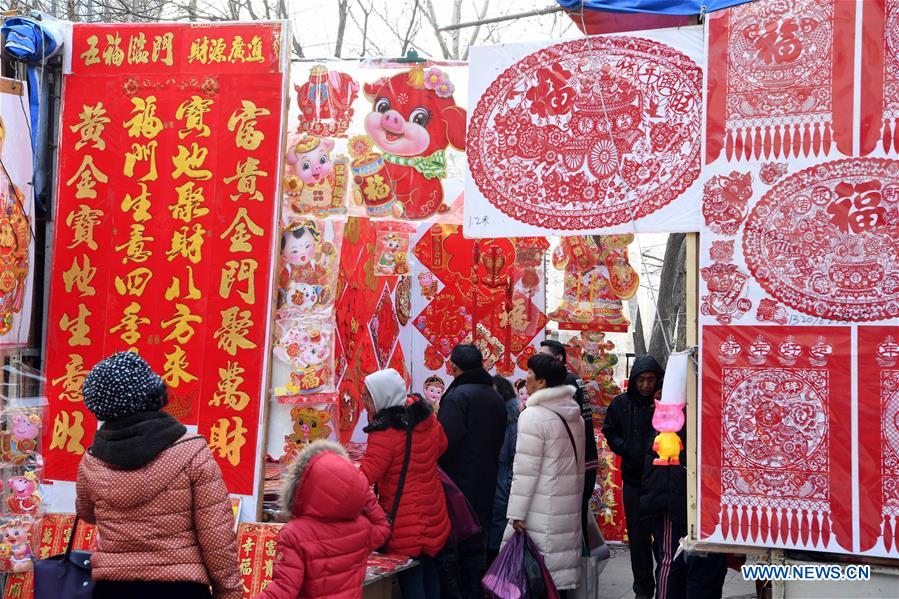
[363,397,433,433]
[280,440,367,521]
[526,385,580,419]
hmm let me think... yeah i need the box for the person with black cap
[437,344,506,599]
[602,355,666,599]
[75,352,241,599]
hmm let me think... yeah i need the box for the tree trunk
[335,0,349,58]
[648,233,686,366]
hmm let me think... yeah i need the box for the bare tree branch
[334,0,350,58]
[400,0,421,56]
[462,0,490,60]
[422,0,452,59]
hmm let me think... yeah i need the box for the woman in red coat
[258,440,390,599]
[361,369,451,599]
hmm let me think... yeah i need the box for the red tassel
[730,505,740,541]
[811,510,820,547]
[721,505,730,540]
[769,508,779,544]
[789,510,799,545]
[823,123,832,155]
[792,124,802,157]
[750,506,760,544]
[822,512,831,548]
[885,516,894,553]
[802,123,812,157]
[882,121,891,153]
[725,130,735,161]
[892,121,899,155]
[763,126,772,158]
[760,507,770,544]
[735,127,745,161]
[894,516,899,553]
[773,126,782,159]
[812,123,822,156]
[800,509,810,547]
[782,124,792,157]
[753,127,763,161]
[741,506,750,542]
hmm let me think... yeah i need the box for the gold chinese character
[59,303,91,347]
[124,96,163,139]
[102,33,125,67]
[207,416,247,466]
[152,32,174,65]
[161,303,203,344]
[211,361,250,411]
[70,102,110,151]
[123,141,159,182]
[127,32,149,64]
[114,267,153,296]
[50,410,86,455]
[188,36,210,64]
[164,265,201,301]
[246,35,264,63]
[81,35,100,66]
[115,224,154,264]
[176,96,214,139]
[227,101,271,151]
[109,301,149,345]
[241,536,255,555]
[264,539,276,556]
[239,557,253,576]
[219,259,258,304]
[214,306,257,356]
[209,37,228,63]
[121,182,152,222]
[62,255,96,297]
[172,143,212,180]
[65,204,103,250]
[166,223,206,264]
[228,36,246,63]
[221,208,264,252]
[51,354,89,403]
[264,558,274,578]
[223,157,267,202]
[162,345,197,388]
[66,155,109,199]
[170,182,209,223]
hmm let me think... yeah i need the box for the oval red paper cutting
[743,158,899,322]
[467,36,702,230]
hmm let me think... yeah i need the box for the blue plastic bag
[482,531,529,598]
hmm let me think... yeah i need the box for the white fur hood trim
[526,385,576,408]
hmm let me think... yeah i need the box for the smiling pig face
[363,67,466,158]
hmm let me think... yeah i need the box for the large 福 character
[361,66,466,220]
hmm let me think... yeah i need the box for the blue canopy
[556,0,752,15]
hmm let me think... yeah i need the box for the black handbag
[33,515,94,599]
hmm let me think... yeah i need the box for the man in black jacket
[602,355,665,599]
[437,344,506,599]
[539,340,600,546]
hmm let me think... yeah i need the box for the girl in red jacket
[361,369,451,599]
[259,440,390,599]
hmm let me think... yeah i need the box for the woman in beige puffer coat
[503,353,585,593]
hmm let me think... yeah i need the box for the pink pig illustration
[652,401,684,466]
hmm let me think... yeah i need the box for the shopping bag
[572,555,608,599]
[438,467,481,543]
[585,514,611,560]
[482,530,528,599]
[33,516,93,599]
[522,532,560,599]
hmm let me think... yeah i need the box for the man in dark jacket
[641,419,727,599]
[539,340,599,546]
[603,355,665,599]
[437,344,506,599]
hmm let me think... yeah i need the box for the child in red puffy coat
[258,440,390,599]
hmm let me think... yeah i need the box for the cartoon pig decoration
[652,402,685,466]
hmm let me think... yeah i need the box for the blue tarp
[556,0,752,15]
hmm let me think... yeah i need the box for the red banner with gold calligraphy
[43,22,285,494]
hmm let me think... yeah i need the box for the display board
[698,0,899,558]
[43,22,287,495]
[464,27,705,237]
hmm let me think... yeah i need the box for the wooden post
[685,232,699,540]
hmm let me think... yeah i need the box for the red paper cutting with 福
[705,0,856,163]
[858,326,899,558]
[700,326,853,553]
[43,23,284,494]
